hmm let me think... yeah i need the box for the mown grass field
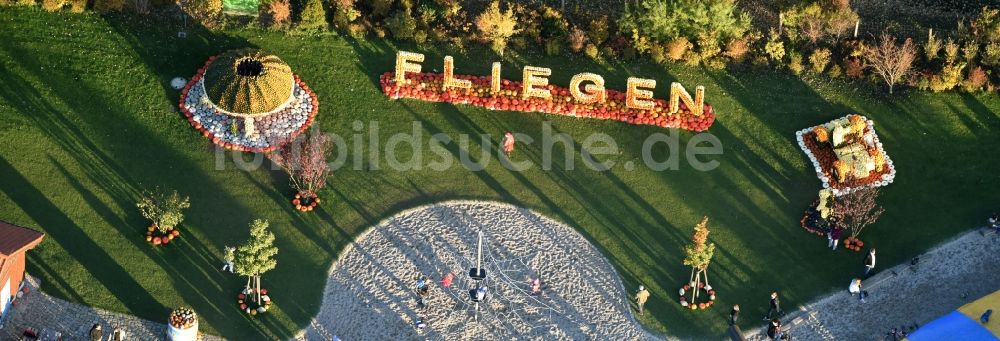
[0,8,998,339]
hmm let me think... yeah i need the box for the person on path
[764,292,782,320]
[502,132,515,156]
[864,248,877,278]
[766,318,784,340]
[635,285,650,315]
[530,278,541,295]
[89,324,103,341]
[827,223,843,250]
[476,286,488,301]
[729,304,740,325]
[848,278,867,302]
[221,246,235,273]
[989,213,999,235]
[440,273,454,288]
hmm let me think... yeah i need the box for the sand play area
[296,201,650,340]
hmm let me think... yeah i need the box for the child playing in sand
[440,273,454,288]
[530,278,541,295]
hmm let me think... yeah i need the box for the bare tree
[863,33,917,94]
[833,188,885,239]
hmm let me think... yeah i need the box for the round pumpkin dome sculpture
[179,49,318,152]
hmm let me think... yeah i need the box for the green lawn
[0,8,998,339]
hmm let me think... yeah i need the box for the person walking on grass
[729,304,740,325]
[221,246,235,273]
[827,222,843,250]
[848,278,867,303]
[502,132,515,156]
[864,248,877,278]
[764,292,782,320]
[635,285,650,315]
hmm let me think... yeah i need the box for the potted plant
[268,130,331,212]
[136,189,190,246]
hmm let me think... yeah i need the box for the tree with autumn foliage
[833,188,885,239]
[682,216,716,305]
[268,130,332,202]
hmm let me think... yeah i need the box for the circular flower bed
[800,200,830,236]
[238,289,273,316]
[145,225,181,246]
[678,283,716,310]
[179,55,319,153]
[292,191,320,212]
[380,72,715,132]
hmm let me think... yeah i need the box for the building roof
[0,221,44,257]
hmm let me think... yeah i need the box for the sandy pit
[295,201,651,340]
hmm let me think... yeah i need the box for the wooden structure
[0,221,44,320]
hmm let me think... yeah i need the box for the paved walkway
[0,275,223,341]
[744,228,1000,341]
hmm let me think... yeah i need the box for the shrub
[650,43,667,64]
[824,5,859,40]
[601,45,617,59]
[262,0,292,29]
[697,31,721,61]
[539,5,567,40]
[844,58,863,78]
[929,62,966,92]
[683,50,701,66]
[963,66,988,92]
[475,1,518,56]
[620,0,750,48]
[788,52,804,75]
[828,64,843,78]
[764,34,785,63]
[723,37,750,62]
[385,10,416,39]
[41,0,62,11]
[370,0,392,18]
[544,38,562,56]
[667,36,691,61]
[982,42,1000,66]
[943,38,960,64]
[66,0,84,12]
[567,27,587,53]
[178,0,221,26]
[94,0,126,12]
[298,0,328,30]
[962,41,979,63]
[413,29,428,44]
[332,6,361,30]
[924,31,941,62]
[584,43,600,59]
[587,15,610,46]
[631,30,652,55]
[973,6,1000,43]
[809,48,832,73]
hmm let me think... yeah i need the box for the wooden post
[779,13,784,35]
[854,20,860,38]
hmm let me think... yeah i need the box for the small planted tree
[864,33,917,94]
[235,219,278,307]
[680,217,716,310]
[268,131,332,212]
[136,189,190,246]
[834,188,885,250]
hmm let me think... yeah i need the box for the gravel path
[744,229,1000,341]
[0,275,224,341]
[293,201,653,340]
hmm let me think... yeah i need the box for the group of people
[410,271,544,331]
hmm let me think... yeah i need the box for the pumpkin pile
[678,282,717,310]
[146,225,181,246]
[843,236,865,252]
[292,191,320,212]
[238,289,273,316]
[796,115,896,196]
[169,307,197,329]
[380,72,716,132]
